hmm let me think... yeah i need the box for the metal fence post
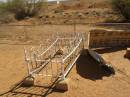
[24,47,31,75]
[61,60,65,80]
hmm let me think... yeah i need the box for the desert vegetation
[0,0,43,20]
[0,0,130,23]
[113,0,130,22]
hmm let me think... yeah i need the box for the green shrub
[0,0,43,20]
[113,0,130,22]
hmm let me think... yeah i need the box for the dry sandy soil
[48,48,130,97]
[0,0,129,97]
[0,44,130,97]
[0,25,130,97]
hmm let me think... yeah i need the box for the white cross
[57,0,60,4]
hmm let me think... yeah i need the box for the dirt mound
[34,0,123,24]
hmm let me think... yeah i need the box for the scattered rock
[54,9,63,13]
[45,15,49,18]
[38,15,43,19]
[85,12,89,15]
[22,77,34,87]
[55,78,69,91]
[125,48,130,58]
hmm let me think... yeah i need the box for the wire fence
[24,32,83,84]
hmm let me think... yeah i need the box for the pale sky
[0,0,65,2]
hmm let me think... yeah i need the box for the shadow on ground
[94,47,126,54]
[0,78,60,97]
[76,50,113,81]
[96,24,130,30]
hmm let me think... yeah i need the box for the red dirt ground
[0,25,130,97]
